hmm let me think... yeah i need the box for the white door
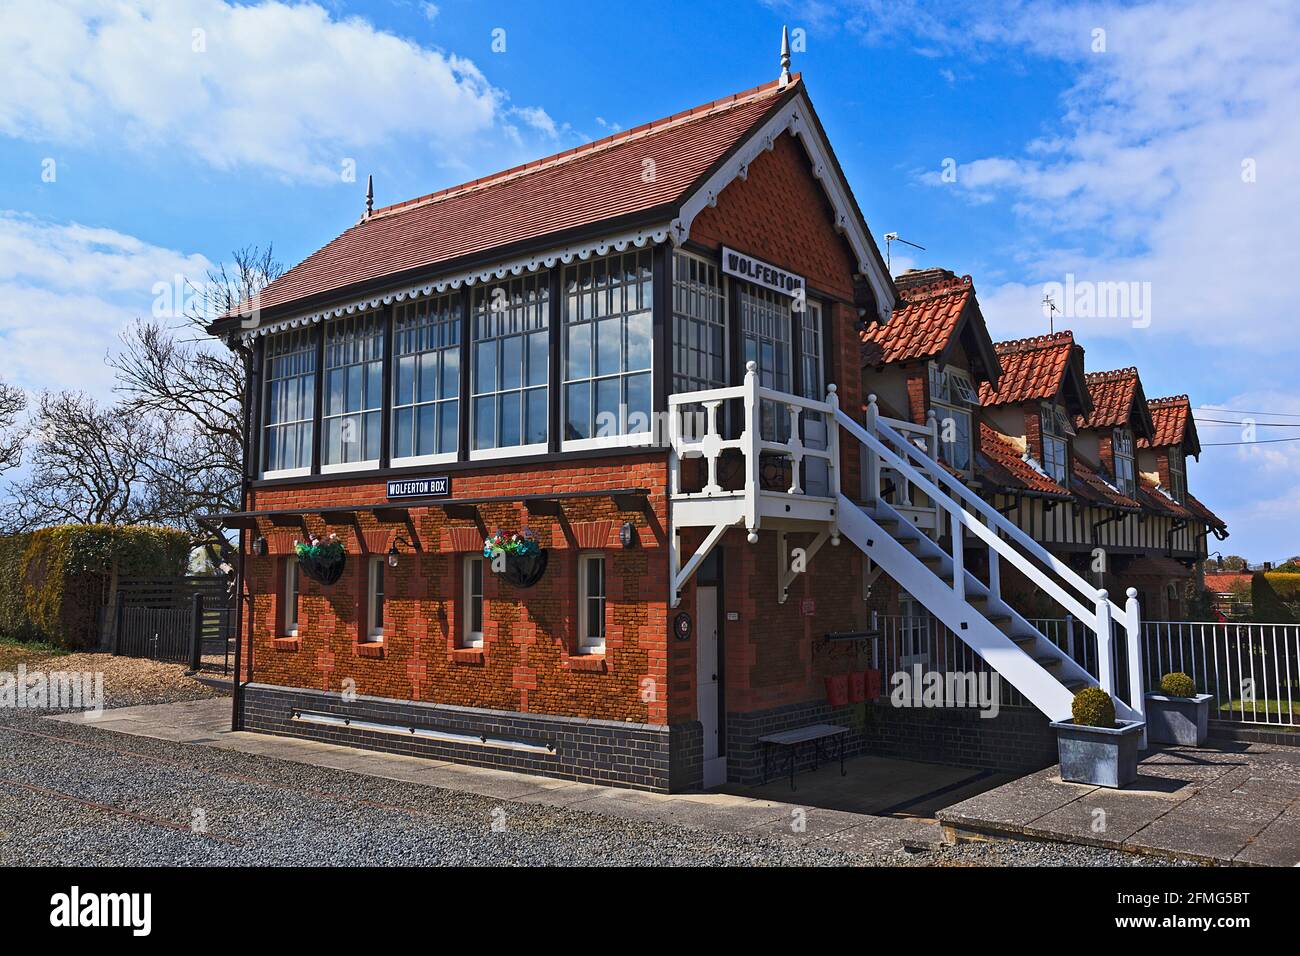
[696,586,726,787]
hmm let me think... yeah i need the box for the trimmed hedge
[1252,572,1300,624]
[0,525,189,649]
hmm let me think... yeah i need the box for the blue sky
[1,0,1298,561]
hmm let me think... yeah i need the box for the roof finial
[365,174,374,218]
[779,25,792,88]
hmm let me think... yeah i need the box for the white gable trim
[669,91,894,321]
[237,224,672,342]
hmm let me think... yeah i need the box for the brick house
[210,50,1227,792]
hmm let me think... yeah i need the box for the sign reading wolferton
[721,246,805,299]
[386,476,451,499]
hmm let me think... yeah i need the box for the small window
[1112,427,1136,497]
[1040,402,1070,483]
[929,364,974,473]
[283,560,300,637]
[462,556,484,648]
[577,553,606,655]
[366,556,385,641]
[1168,445,1187,503]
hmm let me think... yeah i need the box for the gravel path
[0,716,1188,867]
[0,646,219,716]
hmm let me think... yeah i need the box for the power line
[1193,407,1300,420]
[1202,436,1300,446]
[1195,417,1300,427]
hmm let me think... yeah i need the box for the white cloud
[0,212,211,398]
[894,0,1300,350]
[0,0,555,181]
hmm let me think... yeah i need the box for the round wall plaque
[673,611,693,641]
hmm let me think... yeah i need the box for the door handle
[711,673,718,682]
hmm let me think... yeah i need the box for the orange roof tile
[1078,368,1138,429]
[1070,455,1141,510]
[1186,493,1228,532]
[1136,473,1194,518]
[976,423,1071,498]
[861,272,972,367]
[1140,395,1197,452]
[978,331,1078,407]
[246,78,799,317]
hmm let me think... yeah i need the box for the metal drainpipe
[230,341,254,732]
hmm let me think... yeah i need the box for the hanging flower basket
[484,528,548,589]
[295,534,346,586]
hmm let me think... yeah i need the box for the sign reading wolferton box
[386,476,451,499]
[721,246,805,299]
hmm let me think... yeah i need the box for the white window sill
[391,452,458,468]
[562,433,657,454]
[261,467,312,480]
[468,442,548,461]
[322,460,380,475]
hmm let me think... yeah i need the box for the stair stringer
[839,494,1086,722]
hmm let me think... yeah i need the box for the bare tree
[0,379,25,475]
[108,246,283,554]
[6,391,164,530]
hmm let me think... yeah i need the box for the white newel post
[1125,587,1148,748]
[1094,589,1115,699]
[826,385,842,537]
[743,361,760,542]
[864,394,880,504]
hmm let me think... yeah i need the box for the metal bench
[758,723,849,790]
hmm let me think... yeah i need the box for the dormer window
[929,364,976,473]
[1040,401,1071,483]
[1168,443,1186,503]
[1112,427,1135,497]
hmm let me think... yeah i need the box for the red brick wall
[1098,430,1115,477]
[243,454,670,725]
[1024,404,1045,462]
[904,365,929,426]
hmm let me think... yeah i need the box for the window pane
[501,335,523,391]
[626,312,651,371]
[396,355,415,407]
[440,348,459,399]
[474,396,495,449]
[566,382,590,440]
[567,323,590,380]
[418,351,438,403]
[500,391,521,447]
[474,341,496,394]
[395,407,413,459]
[595,317,620,377]
[440,400,458,453]
[417,405,437,457]
[626,373,651,433]
[595,378,620,436]
[526,331,548,387]
[525,388,547,445]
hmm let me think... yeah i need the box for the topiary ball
[1071,687,1116,728]
[1159,671,1197,698]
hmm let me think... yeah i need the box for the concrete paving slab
[1026,789,1183,849]
[1234,803,1300,866]
[935,768,1093,828]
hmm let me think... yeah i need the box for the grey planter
[1050,719,1144,788]
[1145,693,1212,746]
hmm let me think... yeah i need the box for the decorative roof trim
[239,224,672,342]
[669,92,894,321]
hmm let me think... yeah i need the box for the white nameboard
[721,246,805,299]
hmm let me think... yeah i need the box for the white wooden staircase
[668,364,1147,735]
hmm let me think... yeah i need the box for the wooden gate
[112,575,235,672]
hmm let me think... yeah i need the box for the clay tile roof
[1185,493,1228,532]
[1070,455,1141,510]
[1136,473,1193,518]
[978,331,1077,406]
[245,77,798,318]
[861,271,973,367]
[1203,571,1249,591]
[1078,367,1140,429]
[1140,395,1194,449]
[976,423,1071,498]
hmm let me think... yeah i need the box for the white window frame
[577,552,606,655]
[1040,401,1070,484]
[1112,427,1136,496]
[470,274,550,459]
[1168,444,1186,503]
[929,364,976,474]
[561,250,655,452]
[322,311,384,473]
[283,559,300,637]
[261,328,317,480]
[366,556,385,641]
[462,556,484,649]
[739,284,794,442]
[391,293,461,468]
[671,249,728,395]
